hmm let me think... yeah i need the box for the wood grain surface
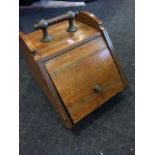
[76,11,102,29]
[20,32,74,128]
[26,20,99,59]
[45,37,124,123]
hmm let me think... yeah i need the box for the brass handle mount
[34,11,78,42]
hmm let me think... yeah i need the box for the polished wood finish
[45,37,124,123]
[76,11,102,29]
[99,27,127,87]
[20,32,73,128]
[19,11,126,128]
[26,20,99,60]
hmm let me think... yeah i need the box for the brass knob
[93,85,103,93]
[66,11,78,32]
[34,19,53,42]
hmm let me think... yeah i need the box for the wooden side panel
[45,37,125,123]
[19,32,73,128]
[76,11,102,28]
[100,27,127,87]
[19,32,46,89]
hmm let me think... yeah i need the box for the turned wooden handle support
[34,11,78,42]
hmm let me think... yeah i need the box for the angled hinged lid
[44,36,125,123]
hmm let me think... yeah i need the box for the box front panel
[45,37,124,123]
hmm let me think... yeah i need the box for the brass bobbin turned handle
[34,11,78,42]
